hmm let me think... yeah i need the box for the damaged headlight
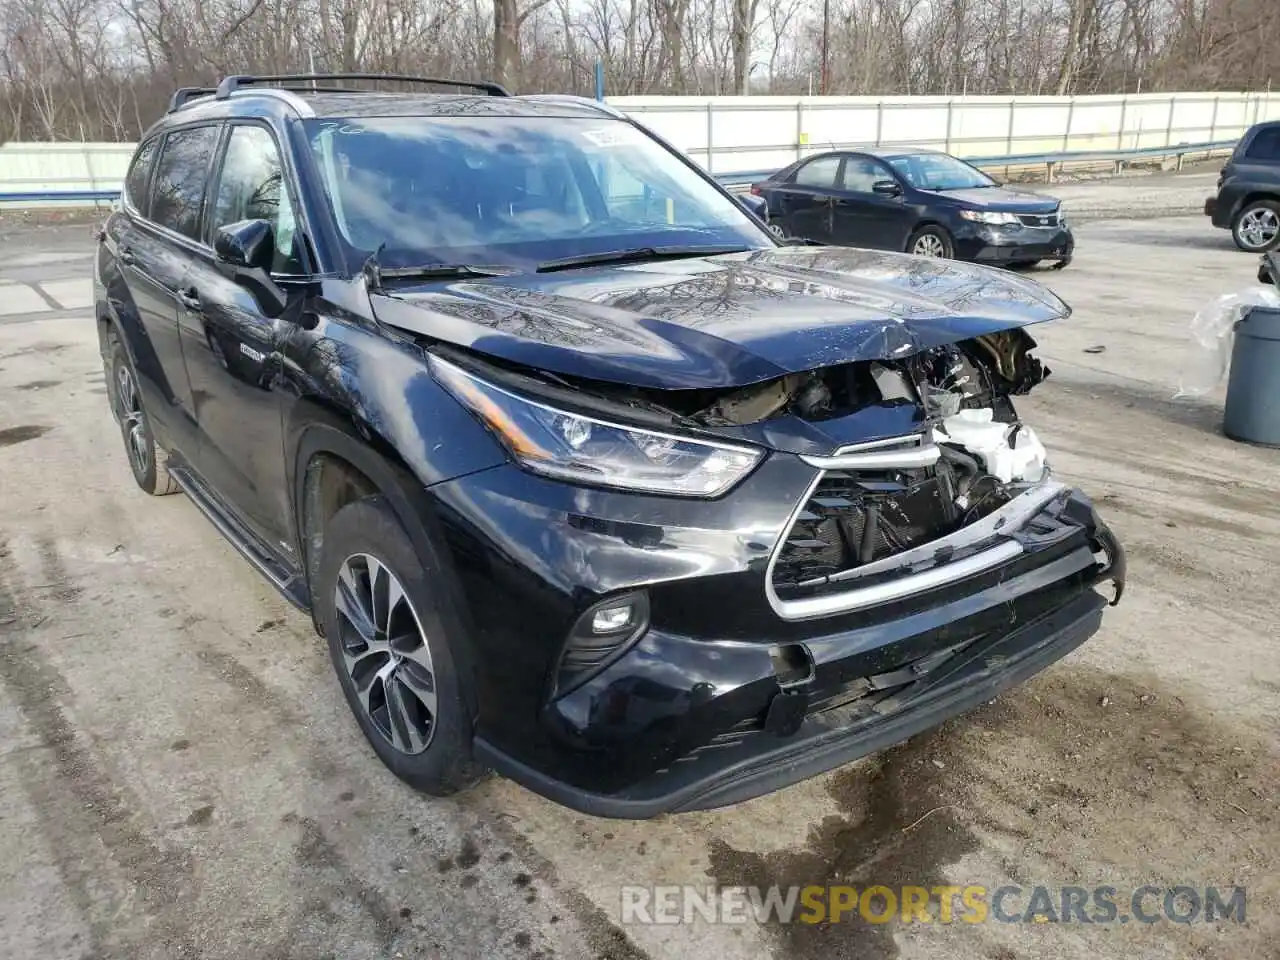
[430,356,764,496]
[958,209,1019,225]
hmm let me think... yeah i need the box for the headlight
[959,209,1019,225]
[430,356,764,497]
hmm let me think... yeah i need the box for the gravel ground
[0,170,1276,960]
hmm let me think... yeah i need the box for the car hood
[371,245,1070,390]
[938,186,1060,213]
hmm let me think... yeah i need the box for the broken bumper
[956,225,1074,265]
[477,585,1109,818]
[437,455,1124,818]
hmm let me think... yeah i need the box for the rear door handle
[178,287,201,311]
[119,246,136,266]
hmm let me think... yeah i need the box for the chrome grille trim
[765,464,1068,621]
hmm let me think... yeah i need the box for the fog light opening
[554,591,652,698]
[591,603,635,634]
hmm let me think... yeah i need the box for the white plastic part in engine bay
[933,408,1048,484]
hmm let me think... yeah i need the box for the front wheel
[1231,200,1280,252]
[907,225,954,259]
[318,495,481,795]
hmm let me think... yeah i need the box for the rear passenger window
[150,126,220,240]
[794,156,841,188]
[124,139,158,216]
[1246,128,1280,162]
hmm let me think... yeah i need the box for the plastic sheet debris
[1175,287,1280,399]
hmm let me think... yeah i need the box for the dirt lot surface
[1,172,1277,960]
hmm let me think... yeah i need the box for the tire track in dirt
[0,537,200,958]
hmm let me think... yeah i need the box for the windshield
[887,153,996,191]
[305,115,774,272]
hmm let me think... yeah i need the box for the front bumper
[432,457,1124,817]
[477,586,1108,817]
[955,224,1074,266]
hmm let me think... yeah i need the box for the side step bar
[168,462,310,612]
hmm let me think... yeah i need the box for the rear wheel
[907,225,954,259]
[1231,200,1280,252]
[106,329,179,496]
[318,495,481,795]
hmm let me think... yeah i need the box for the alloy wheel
[334,553,437,755]
[116,365,150,475]
[1239,208,1279,250]
[912,234,947,257]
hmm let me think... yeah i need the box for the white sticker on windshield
[581,126,627,147]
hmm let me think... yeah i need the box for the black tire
[318,495,481,796]
[906,224,954,259]
[106,329,180,496]
[1231,200,1280,252]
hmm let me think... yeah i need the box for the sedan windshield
[305,115,774,272]
[887,153,996,191]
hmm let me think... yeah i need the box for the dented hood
[371,245,1070,390]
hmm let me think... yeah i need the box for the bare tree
[0,0,1277,142]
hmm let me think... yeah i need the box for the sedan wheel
[907,225,954,259]
[1232,202,1280,252]
[912,234,946,257]
[334,552,438,755]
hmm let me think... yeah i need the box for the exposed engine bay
[733,329,1055,597]
[428,327,1055,599]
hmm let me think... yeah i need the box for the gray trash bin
[1224,305,1280,446]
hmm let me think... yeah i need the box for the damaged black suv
[95,74,1124,817]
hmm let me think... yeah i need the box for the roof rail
[213,73,510,100]
[167,87,216,113]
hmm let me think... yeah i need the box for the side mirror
[214,219,288,318]
[872,180,903,197]
[738,192,768,220]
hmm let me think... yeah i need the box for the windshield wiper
[536,244,752,273]
[376,263,521,281]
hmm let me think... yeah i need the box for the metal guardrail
[0,189,121,203]
[707,138,1237,188]
[0,139,1236,204]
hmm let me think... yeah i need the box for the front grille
[1016,211,1060,227]
[771,466,961,600]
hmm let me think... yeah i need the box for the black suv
[752,148,1073,268]
[95,74,1124,818]
[1206,120,1280,252]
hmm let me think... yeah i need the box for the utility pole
[821,0,830,95]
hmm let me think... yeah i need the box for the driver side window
[211,125,301,274]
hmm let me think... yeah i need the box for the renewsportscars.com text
[620,884,1246,926]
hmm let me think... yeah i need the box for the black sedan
[752,148,1073,268]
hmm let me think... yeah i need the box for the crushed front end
[426,328,1125,818]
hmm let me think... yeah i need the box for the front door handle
[119,246,136,266]
[178,287,201,311]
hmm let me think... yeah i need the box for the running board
[168,463,310,612]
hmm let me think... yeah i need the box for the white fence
[0,141,135,199]
[613,90,1280,175]
[2,90,1279,201]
